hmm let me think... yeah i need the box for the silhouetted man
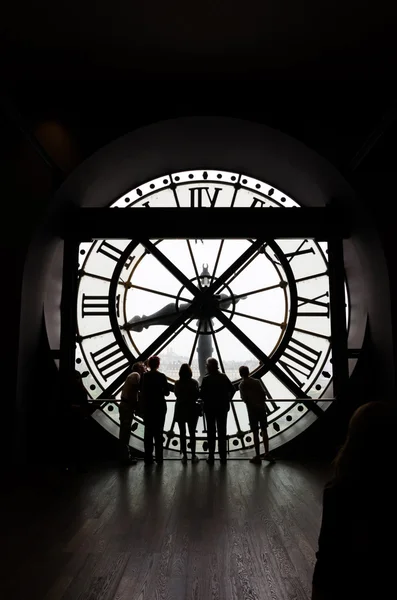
[200,357,235,465]
[141,355,170,465]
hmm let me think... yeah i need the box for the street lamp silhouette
[124,264,245,383]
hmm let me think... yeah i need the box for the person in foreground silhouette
[312,400,396,600]
[141,355,170,465]
[119,362,145,465]
[239,365,275,464]
[174,363,201,464]
[200,357,235,465]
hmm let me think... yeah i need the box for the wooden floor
[1,459,330,600]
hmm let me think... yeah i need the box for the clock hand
[197,320,213,384]
[123,290,246,333]
[124,257,247,384]
[124,301,192,332]
[195,295,246,383]
[125,301,211,383]
[218,293,247,310]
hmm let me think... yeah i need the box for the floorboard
[0,459,330,600]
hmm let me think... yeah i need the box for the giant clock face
[76,169,349,454]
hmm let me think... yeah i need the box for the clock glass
[75,170,350,454]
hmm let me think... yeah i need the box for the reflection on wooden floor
[2,459,330,600]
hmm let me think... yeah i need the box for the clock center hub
[196,293,222,319]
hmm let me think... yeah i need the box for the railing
[88,398,335,404]
[87,398,335,457]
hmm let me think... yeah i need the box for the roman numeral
[297,292,329,317]
[189,187,221,208]
[82,294,108,317]
[250,197,267,208]
[295,271,328,283]
[279,337,321,388]
[284,240,315,262]
[82,294,120,318]
[90,340,129,381]
[96,241,133,268]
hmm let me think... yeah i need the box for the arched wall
[17,117,394,459]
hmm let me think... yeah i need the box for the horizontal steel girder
[58,206,351,240]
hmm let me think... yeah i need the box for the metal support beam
[328,236,349,398]
[58,206,351,240]
[59,238,80,406]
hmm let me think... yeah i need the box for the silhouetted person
[239,366,275,464]
[142,355,170,465]
[312,401,397,600]
[174,363,200,464]
[200,357,235,465]
[119,362,145,465]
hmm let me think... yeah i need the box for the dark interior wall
[0,113,52,460]
[345,196,395,399]
[350,124,397,390]
[0,106,83,462]
[2,88,396,465]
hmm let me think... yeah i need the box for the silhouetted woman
[141,355,170,465]
[174,363,200,464]
[312,401,396,600]
[200,357,235,465]
[119,361,145,465]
